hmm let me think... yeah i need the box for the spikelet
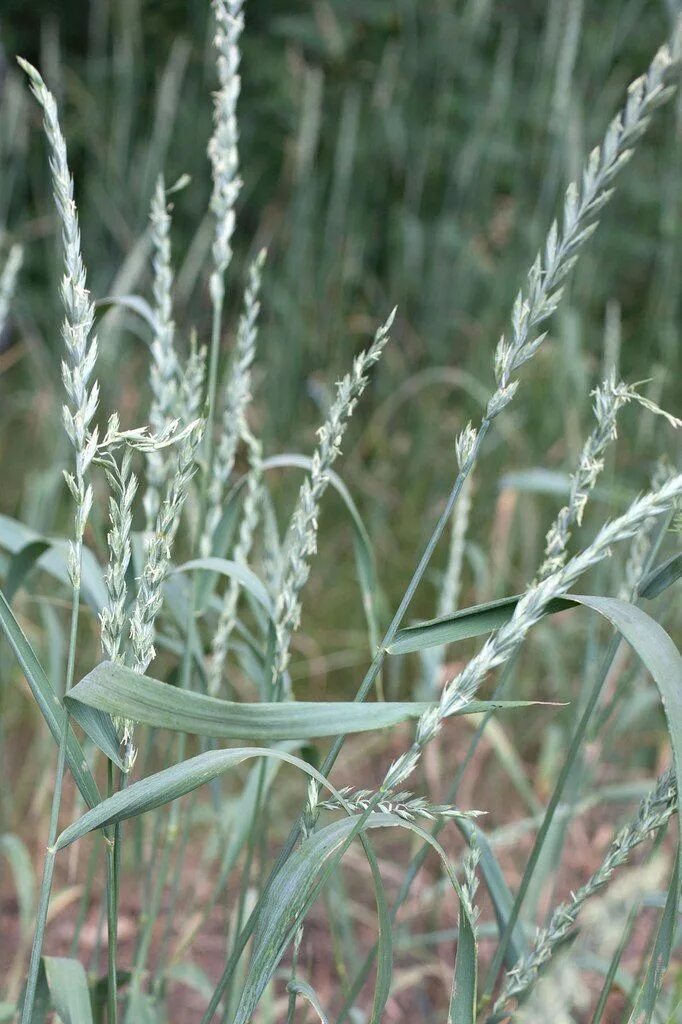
[19,59,100,588]
[383,474,682,790]
[488,39,680,420]
[144,176,180,531]
[538,374,680,580]
[496,770,677,1011]
[271,309,395,693]
[0,244,23,335]
[208,0,244,304]
[202,249,265,556]
[208,422,264,693]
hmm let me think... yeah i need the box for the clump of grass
[2,9,681,1024]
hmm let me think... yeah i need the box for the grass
[0,2,681,1023]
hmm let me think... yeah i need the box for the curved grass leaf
[55,747,352,851]
[388,594,575,655]
[286,980,328,1023]
[0,513,106,612]
[233,813,472,1024]
[637,552,682,600]
[95,293,158,333]
[172,557,272,615]
[4,540,51,603]
[567,595,682,858]
[65,661,537,748]
[0,588,100,807]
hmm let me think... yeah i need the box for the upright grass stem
[18,58,101,1024]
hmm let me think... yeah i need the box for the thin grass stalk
[204,0,244,492]
[481,508,675,1005]
[496,771,678,1013]
[17,59,100,1024]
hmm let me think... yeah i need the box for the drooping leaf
[95,293,158,333]
[4,540,51,603]
[567,595,682,858]
[0,514,106,612]
[55,747,350,850]
[65,661,539,749]
[286,980,328,1023]
[172,557,273,615]
[233,813,473,1024]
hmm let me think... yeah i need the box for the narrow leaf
[43,957,94,1024]
[0,589,100,807]
[4,541,51,603]
[637,552,682,600]
[55,747,351,850]
[388,595,575,654]
[65,661,538,748]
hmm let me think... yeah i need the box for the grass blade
[55,747,352,851]
[65,660,540,746]
[0,588,100,807]
[637,552,682,600]
[387,595,575,654]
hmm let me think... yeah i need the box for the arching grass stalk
[336,440,676,1020]
[204,31,682,1017]
[17,59,101,1024]
[480,507,677,1006]
[495,770,677,1014]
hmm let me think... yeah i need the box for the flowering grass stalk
[144,176,180,531]
[203,248,265,557]
[538,374,681,580]
[272,309,395,694]
[208,422,264,693]
[496,770,678,1011]
[382,474,682,795]
[204,0,244,487]
[206,38,682,1019]
[17,57,101,1024]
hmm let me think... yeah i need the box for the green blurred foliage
[0,0,680,614]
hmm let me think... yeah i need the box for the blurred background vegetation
[0,0,680,712]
